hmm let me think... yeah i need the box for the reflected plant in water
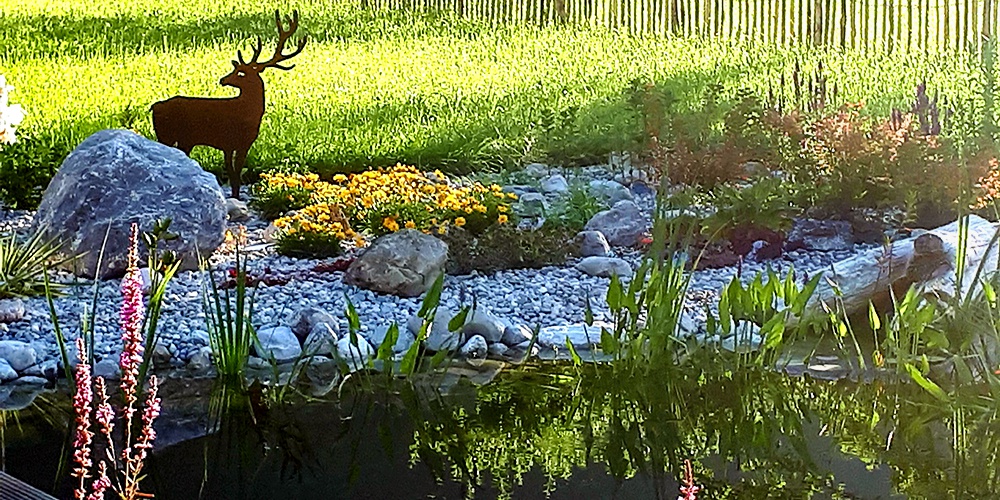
[678,459,699,500]
[71,224,161,500]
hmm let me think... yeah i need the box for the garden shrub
[439,223,576,275]
[0,133,66,209]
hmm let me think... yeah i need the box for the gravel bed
[0,167,872,371]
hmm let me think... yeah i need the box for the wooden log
[797,215,1000,324]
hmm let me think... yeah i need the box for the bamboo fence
[360,0,999,52]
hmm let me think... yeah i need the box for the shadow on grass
[1,7,498,60]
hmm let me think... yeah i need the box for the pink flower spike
[71,337,94,500]
[119,223,146,422]
[678,459,700,500]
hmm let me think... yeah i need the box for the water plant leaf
[761,315,785,350]
[718,285,732,335]
[418,272,445,318]
[905,362,950,403]
[606,274,623,311]
[377,323,400,364]
[600,327,619,354]
[400,339,421,375]
[565,337,582,366]
[449,306,470,332]
[345,296,361,333]
[868,302,881,331]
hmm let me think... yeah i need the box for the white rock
[254,326,302,363]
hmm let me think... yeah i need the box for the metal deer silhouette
[152,10,307,199]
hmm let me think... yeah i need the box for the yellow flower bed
[263,165,516,251]
[273,203,362,257]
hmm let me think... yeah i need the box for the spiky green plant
[0,230,68,299]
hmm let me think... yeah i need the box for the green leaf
[418,273,445,318]
[345,296,361,333]
[792,273,823,315]
[584,293,594,326]
[400,339,421,375]
[377,323,400,363]
[449,306,470,332]
[905,363,950,403]
[718,285,732,335]
[868,302,881,332]
[761,315,785,350]
[606,275,623,311]
[600,327,618,354]
[565,337,582,366]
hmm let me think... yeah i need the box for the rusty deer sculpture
[152,10,307,199]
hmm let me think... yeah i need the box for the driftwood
[797,215,1000,324]
[152,10,307,199]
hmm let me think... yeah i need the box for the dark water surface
[2,359,995,499]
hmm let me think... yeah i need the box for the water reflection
[5,354,1000,498]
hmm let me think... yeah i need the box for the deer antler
[253,10,307,71]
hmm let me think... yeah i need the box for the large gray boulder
[584,200,649,247]
[344,229,448,297]
[32,129,227,278]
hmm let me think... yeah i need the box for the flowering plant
[273,202,361,257]
[249,171,320,219]
[0,74,24,147]
[72,224,161,500]
[315,164,515,236]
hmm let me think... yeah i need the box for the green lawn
[0,0,984,190]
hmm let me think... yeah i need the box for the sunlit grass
[0,0,984,180]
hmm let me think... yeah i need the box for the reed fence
[361,0,999,52]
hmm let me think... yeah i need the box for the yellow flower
[333,174,348,183]
[437,225,447,235]
[382,216,400,232]
[498,214,508,224]
[454,217,466,227]
[497,205,508,213]
[404,220,416,229]
[354,235,366,247]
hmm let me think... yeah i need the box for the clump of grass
[0,230,67,299]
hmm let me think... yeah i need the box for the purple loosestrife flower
[86,461,111,500]
[678,459,700,500]
[72,337,95,500]
[119,224,145,423]
[93,377,114,437]
[132,376,160,466]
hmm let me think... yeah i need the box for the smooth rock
[335,336,375,372]
[290,307,338,341]
[536,323,607,349]
[23,359,58,380]
[0,299,26,323]
[344,229,448,298]
[573,230,611,257]
[584,200,649,247]
[303,322,339,356]
[0,340,36,372]
[188,347,212,371]
[541,174,569,194]
[254,326,302,362]
[514,192,549,218]
[460,335,488,359]
[575,256,632,278]
[487,342,509,358]
[588,179,633,205]
[11,376,47,387]
[31,129,226,278]
[151,343,172,367]
[0,383,44,410]
[0,359,17,381]
[94,358,121,380]
[501,325,533,347]
[523,163,549,178]
[460,305,506,344]
[786,218,854,252]
[408,308,464,352]
[225,198,251,222]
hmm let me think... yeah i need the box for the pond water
[2,356,996,499]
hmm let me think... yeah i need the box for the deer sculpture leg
[232,149,248,199]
